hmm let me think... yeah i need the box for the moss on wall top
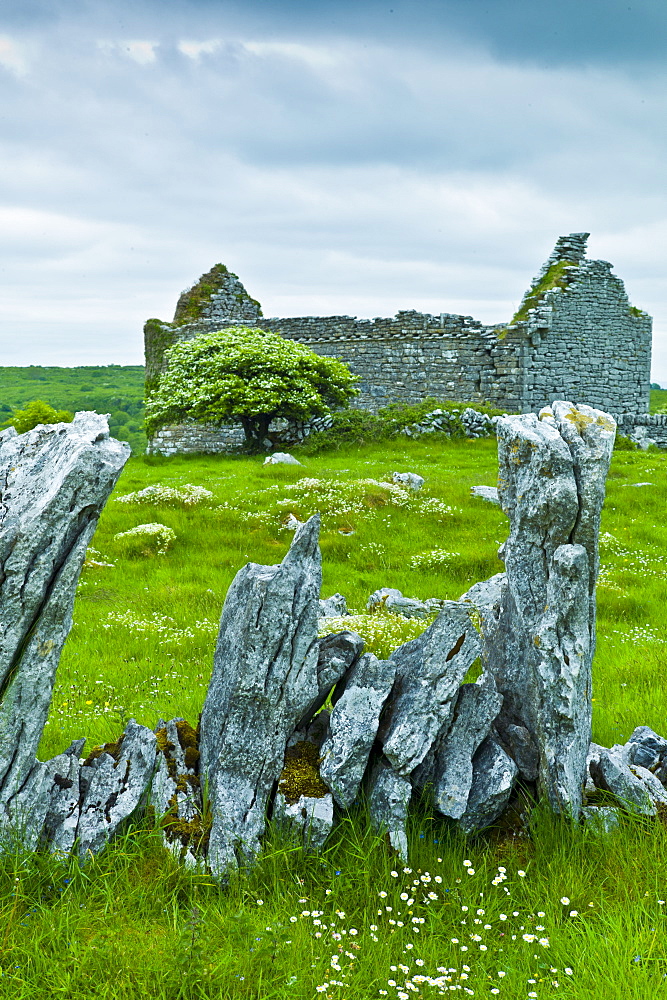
[509,259,578,326]
[173,264,262,325]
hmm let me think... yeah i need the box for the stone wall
[144,234,652,454]
[616,413,667,449]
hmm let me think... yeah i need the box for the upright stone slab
[379,602,482,776]
[199,516,322,877]
[487,402,615,818]
[0,415,129,847]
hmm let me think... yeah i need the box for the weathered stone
[589,748,657,816]
[150,718,203,870]
[317,631,364,701]
[273,723,334,850]
[379,602,481,777]
[319,593,348,617]
[320,653,396,808]
[470,485,500,505]
[0,414,129,847]
[626,726,667,771]
[297,630,364,730]
[368,759,412,861]
[263,452,303,466]
[429,673,503,820]
[458,736,518,835]
[198,516,322,877]
[503,724,539,782]
[366,588,430,619]
[41,739,86,854]
[272,790,334,851]
[581,805,622,834]
[391,472,424,491]
[77,719,158,858]
[485,403,615,819]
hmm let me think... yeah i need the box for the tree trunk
[240,414,273,452]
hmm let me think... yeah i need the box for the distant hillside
[0,366,146,453]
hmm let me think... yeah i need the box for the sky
[1,0,666,382]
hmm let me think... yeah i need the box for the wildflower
[564,968,573,975]
[560,897,570,906]
[290,916,297,923]
[379,891,388,898]
[256,899,264,905]
[401,893,409,900]
[391,871,399,878]
[539,938,550,947]
[467,868,475,876]
[569,910,578,917]
[518,870,526,877]
[463,859,472,867]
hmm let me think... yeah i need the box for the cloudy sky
[2,0,666,381]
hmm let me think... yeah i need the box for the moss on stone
[278,740,329,804]
[508,259,577,327]
[154,718,210,856]
[82,734,124,767]
[173,264,234,324]
[144,318,179,398]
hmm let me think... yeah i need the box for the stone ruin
[2,404,666,878]
[145,233,654,456]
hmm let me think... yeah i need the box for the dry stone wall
[144,234,652,454]
[8,405,667,875]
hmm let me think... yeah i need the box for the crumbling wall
[506,235,651,416]
[144,235,652,454]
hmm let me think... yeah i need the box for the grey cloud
[0,0,665,379]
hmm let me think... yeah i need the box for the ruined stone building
[144,233,653,454]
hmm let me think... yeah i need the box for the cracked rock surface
[198,515,322,877]
[0,414,129,848]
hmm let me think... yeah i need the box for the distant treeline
[1,367,665,458]
[0,366,146,453]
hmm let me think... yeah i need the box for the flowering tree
[145,327,359,450]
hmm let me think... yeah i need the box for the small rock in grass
[319,593,348,617]
[581,805,622,833]
[263,452,303,466]
[470,485,500,505]
[391,471,424,491]
[366,587,430,619]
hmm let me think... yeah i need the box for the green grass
[4,434,667,998]
[650,388,667,413]
[0,365,146,453]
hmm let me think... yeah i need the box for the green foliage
[0,365,146,452]
[298,398,507,454]
[614,433,640,451]
[8,432,665,998]
[1,398,73,432]
[145,326,360,450]
[650,388,667,413]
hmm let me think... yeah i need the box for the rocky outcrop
[0,414,130,849]
[5,400,666,877]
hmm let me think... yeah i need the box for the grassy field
[0,366,146,454]
[2,433,667,998]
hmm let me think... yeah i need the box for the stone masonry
[144,234,652,454]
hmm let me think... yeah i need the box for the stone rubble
[4,402,667,877]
